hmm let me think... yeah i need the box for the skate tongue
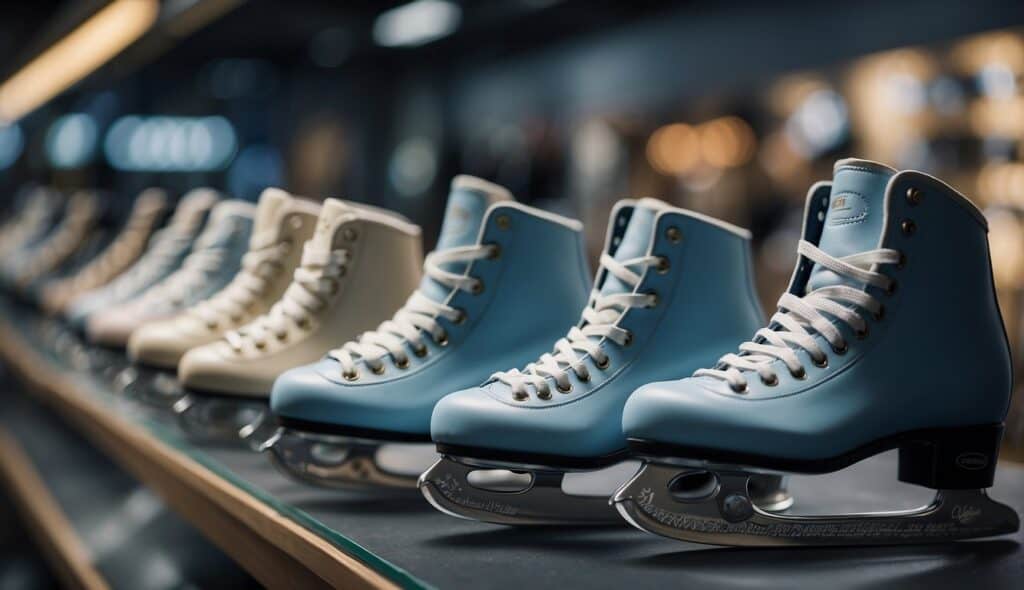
[170,188,221,231]
[420,175,513,302]
[806,159,896,291]
[600,198,669,295]
[193,200,255,249]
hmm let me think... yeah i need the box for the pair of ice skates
[260,158,1018,546]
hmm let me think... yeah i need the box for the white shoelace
[493,253,660,398]
[696,240,901,392]
[144,245,229,307]
[329,243,496,378]
[192,240,292,329]
[224,242,349,350]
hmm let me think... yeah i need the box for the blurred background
[2,0,1024,457]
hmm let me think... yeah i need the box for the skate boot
[266,175,592,490]
[174,198,422,440]
[41,188,169,315]
[420,199,791,524]
[614,159,1021,545]
[0,187,63,263]
[125,189,320,405]
[9,190,101,294]
[64,188,220,335]
[86,199,255,349]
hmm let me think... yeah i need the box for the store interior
[2,1,1024,588]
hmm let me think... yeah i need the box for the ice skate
[613,159,1021,545]
[420,199,790,524]
[266,176,591,490]
[175,197,422,440]
[125,189,320,408]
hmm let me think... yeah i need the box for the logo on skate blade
[952,504,982,525]
[955,452,989,470]
[827,192,867,226]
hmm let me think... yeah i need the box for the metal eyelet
[371,364,386,375]
[206,321,219,330]
[343,369,360,382]
[832,342,848,355]
[647,292,659,308]
[556,381,572,393]
[622,332,634,347]
[790,367,807,380]
[254,341,266,350]
[856,325,869,340]
[342,227,358,242]
[900,219,916,236]
[537,389,553,400]
[275,332,288,342]
[730,382,747,394]
[905,187,922,206]
[665,226,682,244]
[761,374,778,386]
[496,215,511,230]
[578,373,591,383]
[297,317,311,329]
[471,280,484,295]
[413,344,428,358]
[395,356,410,369]
[813,355,828,368]
[595,356,610,370]
[513,391,529,401]
[452,309,467,325]
[655,256,670,274]
[487,243,501,260]
[434,331,449,347]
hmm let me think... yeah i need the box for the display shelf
[2,299,1024,590]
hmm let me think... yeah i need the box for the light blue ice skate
[265,176,592,489]
[419,199,793,524]
[614,158,1021,545]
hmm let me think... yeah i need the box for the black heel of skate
[898,424,1003,489]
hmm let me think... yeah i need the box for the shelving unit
[2,299,1024,590]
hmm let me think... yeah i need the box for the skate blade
[118,368,186,408]
[264,429,435,490]
[612,462,1020,546]
[173,394,268,443]
[418,456,640,525]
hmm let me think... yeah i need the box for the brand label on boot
[827,192,868,226]
[955,452,989,470]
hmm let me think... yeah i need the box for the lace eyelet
[761,374,779,386]
[413,344,428,358]
[655,256,670,274]
[206,321,219,330]
[513,391,529,401]
[595,356,611,370]
[297,318,312,329]
[487,243,501,260]
[537,389,553,400]
[434,331,449,347]
[873,306,885,321]
[556,381,572,393]
[395,356,410,369]
[275,332,288,342]
[452,309,467,325]
[665,226,682,244]
[790,367,807,380]
[288,215,304,230]
[900,219,916,236]
[578,372,591,383]
[371,364,386,375]
[470,280,484,295]
[646,292,660,308]
[813,355,829,368]
[496,215,511,230]
[254,341,266,350]
[905,187,922,206]
[832,342,848,355]
[856,326,869,340]
[343,369,360,382]
[622,332,634,347]
[730,382,748,394]
[342,227,358,242]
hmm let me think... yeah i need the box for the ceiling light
[373,0,462,48]
[0,0,159,123]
